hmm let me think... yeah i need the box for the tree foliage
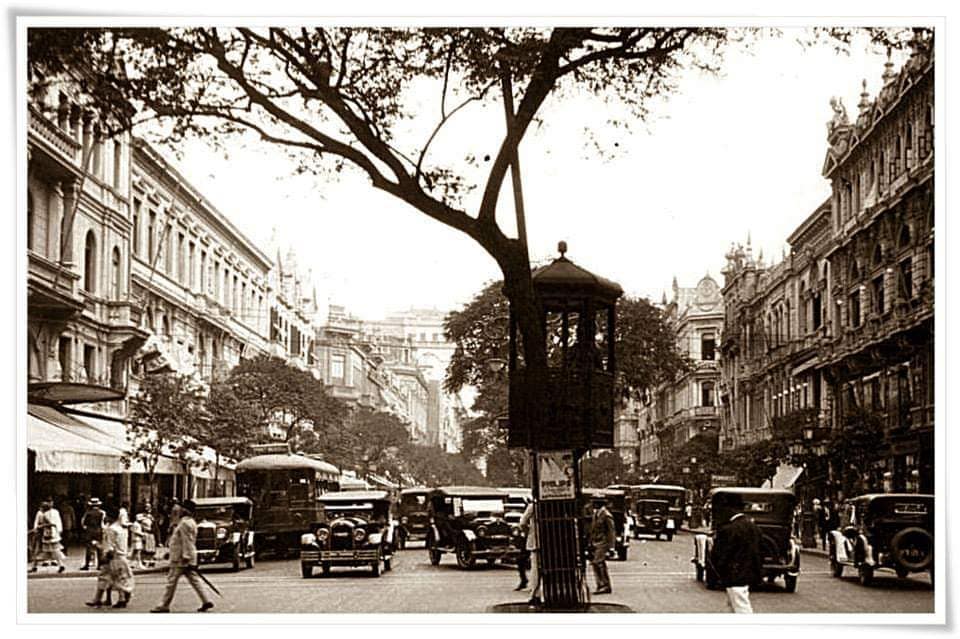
[202,381,261,486]
[399,443,487,486]
[125,373,206,499]
[224,355,347,446]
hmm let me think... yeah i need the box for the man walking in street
[712,502,762,613]
[80,498,106,571]
[588,496,616,595]
[518,501,541,606]
[151,499,214,613]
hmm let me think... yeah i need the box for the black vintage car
[828,493,934,586]
[300,490,396,578]
[426,486,523,569]
[633,498,673,540]
[692,488,800,592]
[581,488,630,561]
[193,497,256,571]
[396,487,431,550]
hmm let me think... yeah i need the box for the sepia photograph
[14,5,947,625]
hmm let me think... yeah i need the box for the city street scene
[21,20,939,620]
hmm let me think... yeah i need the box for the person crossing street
[588,496,616,595]
[151,499,214,613]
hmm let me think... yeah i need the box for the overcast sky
[153,29,903,321]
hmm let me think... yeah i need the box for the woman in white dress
[30,499,65,573]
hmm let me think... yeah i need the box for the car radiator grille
[196,528,217,550]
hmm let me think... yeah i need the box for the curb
[28,564,169,580]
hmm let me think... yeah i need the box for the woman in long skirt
[30,499,65,573]
[87,511,135,608]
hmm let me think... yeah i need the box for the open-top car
[633,498,673,541]
[828,493,934,587]
[426,486,523,569]
[500,487,533,525]
[692,488,800,592]
[300,490,396,577]
[193,497,256,571]
[581,488,630,561]
[396,487,431,550]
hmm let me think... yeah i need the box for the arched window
[899,224,911,248]
[83,230,97,293]
[112,246,122,299]
[849,259,860,282]
[27,191,35,251]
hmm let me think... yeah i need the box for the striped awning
[28,404,126,474]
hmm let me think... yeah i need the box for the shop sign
[538,451,575,500]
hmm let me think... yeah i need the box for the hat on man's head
[88,498,102,506]
[182,499,197,513]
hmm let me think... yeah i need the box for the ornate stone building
[719,38,934,496]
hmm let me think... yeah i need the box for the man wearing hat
[712,497,762,613]
[80,498,106,571]
[151,499,214,613]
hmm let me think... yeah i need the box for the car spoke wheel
[858,564,874,587]
[456,539,476,569]
[784,574,798,593]
[300,563,312,579]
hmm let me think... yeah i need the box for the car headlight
[512,526,522,537]
[216,527,228,539]
[353,528,366,542]
[401,516,409,525]
[476,525,487,538]
[316,528,330,542]
[301,533,317,545]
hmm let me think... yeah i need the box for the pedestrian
[820,500,836,550]
[151,499,214,613]
[711,499,762,613]
[587,496,616,595]
[59,495,76,548]
[684,503,693,526]
[166,498,183,542]
[812,498,823,547]
[139,504,158,565]
[87,509,134,608]
[129,516,146,569]
[80,498,106,571]
[30,498,65,573]
[518,501,542,606]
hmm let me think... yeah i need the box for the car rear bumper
[301,549,380,564]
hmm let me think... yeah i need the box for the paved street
[27,533,933,614]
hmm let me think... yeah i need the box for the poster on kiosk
[538,451,575,500]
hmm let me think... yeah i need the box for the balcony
[693,406,719,418]
[909,404,934,431]
[28,105,81,166]
[27,251,83,321]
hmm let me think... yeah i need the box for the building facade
[719,40,934,498]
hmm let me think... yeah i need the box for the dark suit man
[712,512,762,613]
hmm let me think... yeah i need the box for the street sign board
[711,474,738,487]
[538,451,575,500]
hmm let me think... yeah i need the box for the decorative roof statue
[827,96,849,134]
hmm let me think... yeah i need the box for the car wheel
[232,553,241,572]
[695,564,704,582]
[858,563,874,587]
[371,560,381,577]
[895,566,910,579]
[784,574,798,593]
[666,533,674,542]
[889,527,934,572]
[617,547,628,561]
[384,557,392,572]
[456,539,476,569]
[300,563,312,578]
[321,562,331,576]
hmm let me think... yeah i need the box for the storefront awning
[28,405,125,474]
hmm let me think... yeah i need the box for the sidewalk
[27,540,170,580]
[681,525,828,558]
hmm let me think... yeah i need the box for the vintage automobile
[193,497,256,571]
[828,493,934,586]
[501,487,533,525]
[395,487,431,550]
[299,490,396,577]
[426,486,523,569]
[581,488,631,561]
[635,484,685,539]
[633,498,674,541]
[692,488,800,592]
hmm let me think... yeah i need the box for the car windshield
[459,498,505,516]
[401,494,427,509]
[196,506,236,521]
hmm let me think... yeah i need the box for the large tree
[27,26,744,430]
[202,381,261,490]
